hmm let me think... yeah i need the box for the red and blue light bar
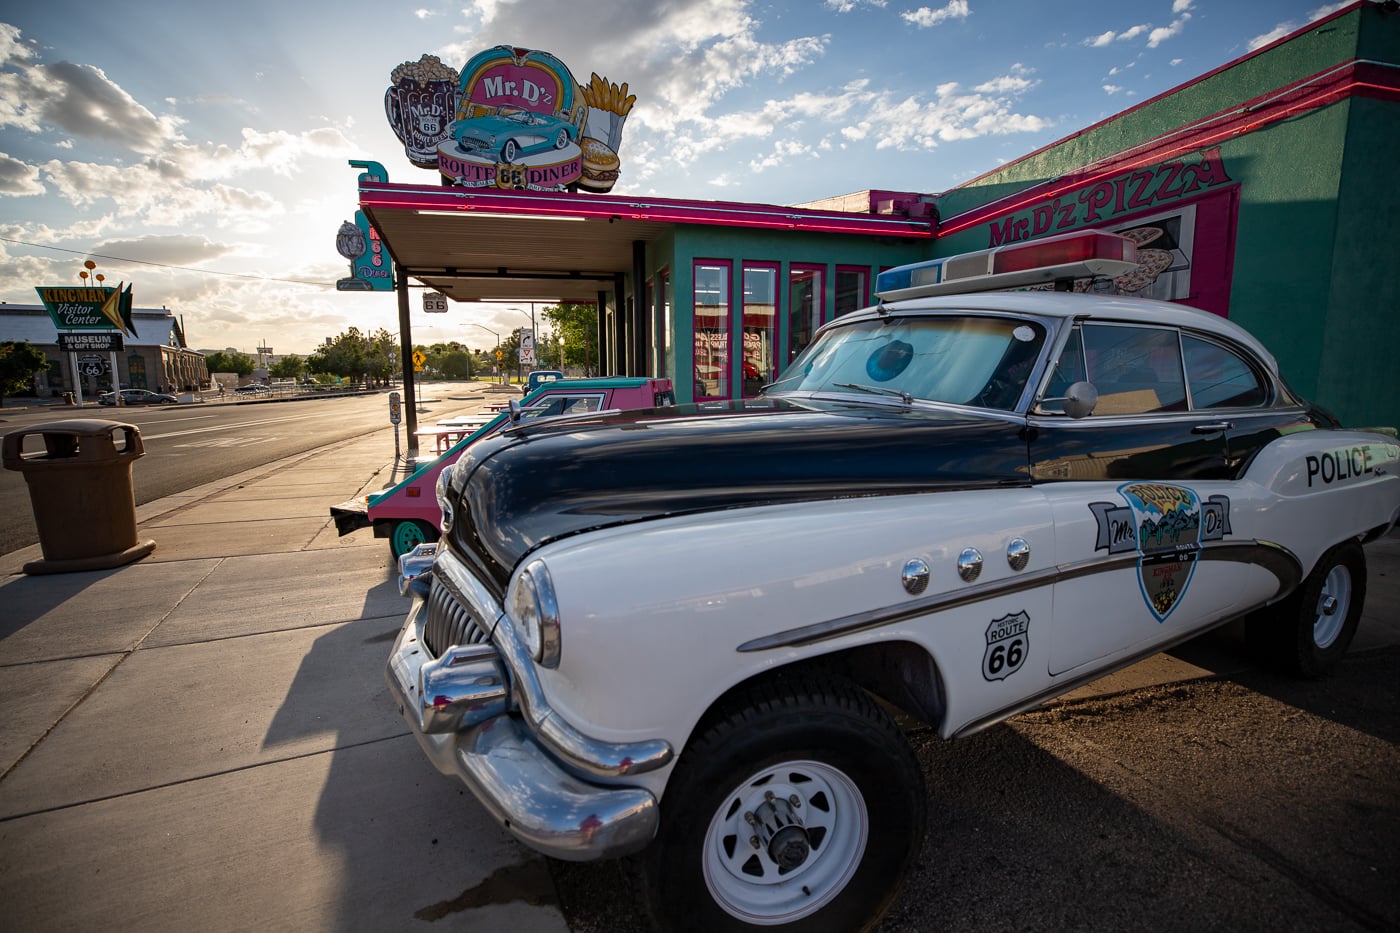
[875,229,1140,301]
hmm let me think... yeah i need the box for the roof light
[875,230,1139,301]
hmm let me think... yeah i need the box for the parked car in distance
[98,389,178,406]
[234,383,270,395]
[385,230,1400,931]
[330,376,677,558]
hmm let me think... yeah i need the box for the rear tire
[388,519,438,560]
[1246,539,1365,678]
[634,673,925,931]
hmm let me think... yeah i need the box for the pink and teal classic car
[331,377,675,557]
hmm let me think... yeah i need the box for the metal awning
[359,182,934,304]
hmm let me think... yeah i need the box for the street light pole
[464,322,502,383]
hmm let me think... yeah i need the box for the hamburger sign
[386,45,633,193]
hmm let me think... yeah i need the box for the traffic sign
[423,292,448,313]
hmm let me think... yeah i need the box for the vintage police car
[385,231,1399,931]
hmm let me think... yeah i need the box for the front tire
[388,519,438,560]
[635,674,925,931]
[1246,539,1365,678]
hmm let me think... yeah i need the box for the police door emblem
[983,611,1029,681]
[1089,484,1231,623]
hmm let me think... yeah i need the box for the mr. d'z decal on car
[1089,484,1232,623]
[983,611,1029,681]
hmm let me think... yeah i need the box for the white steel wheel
[633,674,925,932]
[1311,562,1353,649]
[702,759,868,925]
[1246,539,1366,678]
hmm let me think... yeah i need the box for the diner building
[364,1,1400,437]
[364,1,1396,440]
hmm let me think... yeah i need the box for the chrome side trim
[738,540,1301,653]
[432,548,674,779]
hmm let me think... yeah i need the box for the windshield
[767,314,1047,411]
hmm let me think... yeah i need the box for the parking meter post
[1,419,156,574]
[389,391,403,461]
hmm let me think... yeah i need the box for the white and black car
[385,231,1400,931]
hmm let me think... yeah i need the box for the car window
[770,315,1046,411]
[1182,335,1267,409]
[1081,324,1187,415]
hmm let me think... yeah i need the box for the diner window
[694,261,731,399]
[834,267,868,317]
[787,265,825,365]
[742,264,778,398]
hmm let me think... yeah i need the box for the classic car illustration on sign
[451,106,578,162]
[384,230,1399,931]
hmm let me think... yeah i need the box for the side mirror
[1060,381,1098,419]
[508,398,523,423]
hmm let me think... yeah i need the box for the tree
[541,303,600,375]
[437,349,474,380]
[306,327,400,385]
[204,351,255,376]
[0,341,48,406]
[269,354,306,379]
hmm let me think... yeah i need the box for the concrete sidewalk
[0,390,570,932]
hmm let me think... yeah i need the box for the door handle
[1191,421,1233,434]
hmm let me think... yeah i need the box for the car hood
[447,399,1030,594]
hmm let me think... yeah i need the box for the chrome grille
[423,575,490,657]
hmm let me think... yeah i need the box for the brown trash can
[1,419,156,574]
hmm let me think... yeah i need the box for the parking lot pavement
[0,403,571,932]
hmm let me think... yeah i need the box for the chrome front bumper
[386,551,665,861]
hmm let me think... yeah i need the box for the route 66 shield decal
[983,611,1029,681]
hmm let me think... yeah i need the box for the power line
[0,235,332,288]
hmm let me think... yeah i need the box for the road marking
[173,436,280,448]
[142,410,346,441]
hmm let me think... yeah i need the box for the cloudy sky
[0,0,1344,355]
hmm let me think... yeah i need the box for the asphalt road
[0,386,478,555]
[553,639,1400,932]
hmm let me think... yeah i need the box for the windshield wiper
[833,382,914,404]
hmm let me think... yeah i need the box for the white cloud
[1172,0,1194,12]
[824,0,887,10]
[1247,3,1349,52]
[1103,84,1123,95]
[901,0,970,29]
[1147,14,1191,48]
[0,150,43,195]
[1083,23,1149,46]
[0,58,184,154]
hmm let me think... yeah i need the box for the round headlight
[435,463,456,533]
[509,560,560,667]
